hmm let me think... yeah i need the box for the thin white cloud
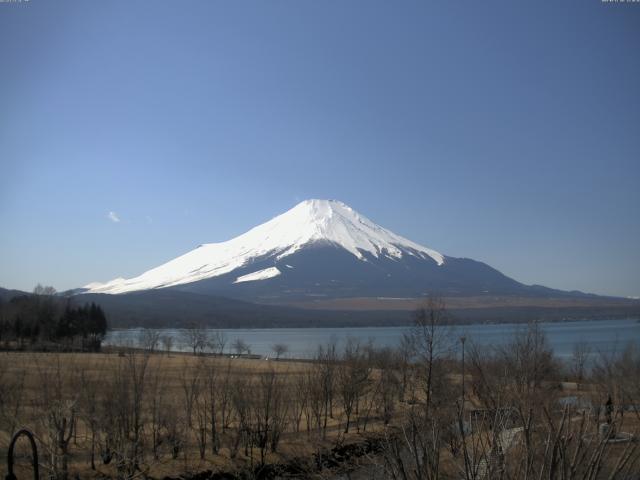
[145,215,153,224]
[107,211,121,223]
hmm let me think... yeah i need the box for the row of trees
[135,324,290,359]
[380,298,640,480]
[0,285,108,350]
[0,299,638,479]
[0,344,409,479]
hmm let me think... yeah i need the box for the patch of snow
[234,267,281,284]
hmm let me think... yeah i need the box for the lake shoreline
[104,318,640,360]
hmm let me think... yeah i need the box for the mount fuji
[82,199,578,303]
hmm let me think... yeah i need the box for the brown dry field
[282,295,639,311]
[2,350,636,479]
[0,350,395,479]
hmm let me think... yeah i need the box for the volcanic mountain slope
[83,199,591,303]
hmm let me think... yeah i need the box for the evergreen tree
[3,287,108,350]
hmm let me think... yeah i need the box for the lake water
[104,318,640,361]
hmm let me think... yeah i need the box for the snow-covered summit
[278,199,444,263]
[83,199,444,294]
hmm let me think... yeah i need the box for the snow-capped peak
[83,199,444,294]
[271,199,444,263]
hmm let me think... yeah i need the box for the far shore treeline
[0,284,108,351]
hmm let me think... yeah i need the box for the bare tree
[375,348,401,425]
[380,298,455,480]
[230,376,252,459]
[181,323,208,355]
[253,369,289,464]
[161,407,184,460]
[218,360,234,432]
[79,363,103,470]
[202,358,221,454]
[571,340,592,381]
[291,372,309,433]
[207,329,227,355]
[616,342,640,421]
[147,360,167,460]
[0,355,26,437]
[409,296,453,414]
[36,354,80,480]
[397,333,415,402]
[193,363,208,459]
[103,351,151,479]
[592,341,640,423]
[232,338,250,356]
[160,334,174,356]
[180,358,201,428]
[337,338,370,433]
[315,341,337,438]
[306,365,325,436]
[271,343,289,360]
[138,328,161,353]
[461,323,560,480]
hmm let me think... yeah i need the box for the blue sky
[1,1,638,297]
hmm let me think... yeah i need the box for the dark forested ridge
[2,286,638,329]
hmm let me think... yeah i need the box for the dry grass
[0,350,397,479]
[283,295,640,311]
[2,343,638,480]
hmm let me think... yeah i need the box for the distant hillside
[79,290,411,328]
[81,289,640,328]
[4,286,638,329]
[0,287,28,303]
